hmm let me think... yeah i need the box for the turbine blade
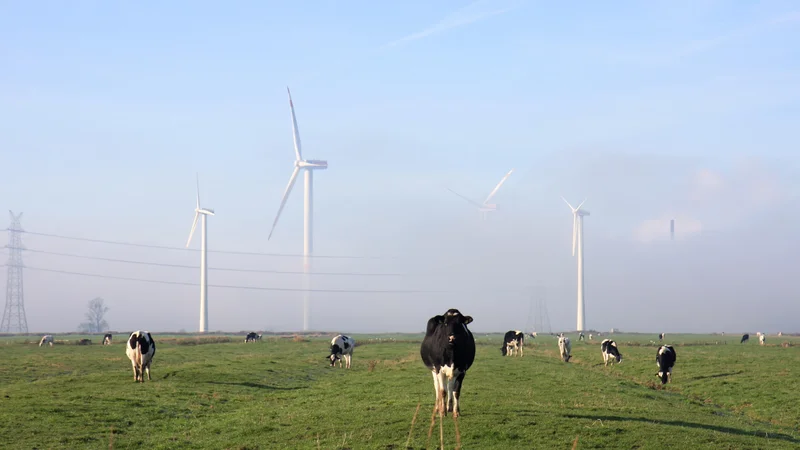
[484,169,514,204]
[576,198,587,211]
[186,212,199,247]
[287,87,303,161]
[195,173,201,209]
[446,187,485,209]
[561,196,576,212]
[268,166,301,240]
[571,213,577,256]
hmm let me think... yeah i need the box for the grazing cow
[741,333,750,344]
[328,334,355,368]
[759,334,766,346]
[529,332,537,339]
[78,339,92,345]
[39,335,54,347]
[588,333,594,341]
[578,332,585,341]
[601,339,622,366]
[558,335,572,362]
[244,332,262,343]
[501,330,524,356]
[102,333,113,345]
[420,308,475,418]
[125,331,156,382]
[655,345,676,385]
[659,333,664,341]
[778,331,783,337]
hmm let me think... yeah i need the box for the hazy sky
[1,1,798,334]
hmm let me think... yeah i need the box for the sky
[1,0,799,334]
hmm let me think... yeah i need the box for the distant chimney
[670,219,675,240]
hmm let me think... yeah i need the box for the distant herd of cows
[31,311,778,418]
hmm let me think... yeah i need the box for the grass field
[1,332,799,449]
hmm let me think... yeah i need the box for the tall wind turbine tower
[268,87,328,332]
[562,197,590,332]
[670,219,675,241]
[185,175,215,333]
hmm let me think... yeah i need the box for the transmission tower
[1,211,28,333]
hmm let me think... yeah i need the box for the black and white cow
[501,330,524,356]
[420,308,475,418]
[126,331,156,382]
[578,332,585,341]
[741,333,750,344]
[601,339,622,366]
[102,333,113,345]
[39,335,54,347]
[655,345,676,385]
[244,332,262,343]
[328,334,355,368]
[558,335,571,362]
[759,334,766,346]
[658,333,664,341]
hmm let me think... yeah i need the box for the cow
[501,330,524,356]
[741,333,750,344]
[658,333,664,341]
[39,335,54,347]
[78,339,92,345]
[125,331,156,382]
[588,333,594,341]
[529,332,537,339]
[244,332,262,343]
[420,308,475,418]
[102,333,113,345]
[601,339,622,366]
[578,332,585,341]
[558,335,572,362]
[655,345,676,385]
[759,334,766,346]
[328,334,355,368]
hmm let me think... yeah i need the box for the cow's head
[328,344,342,366]
[437,309,473,346]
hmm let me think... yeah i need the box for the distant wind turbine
[447,169,515,219]
[185,174,215,333]
[562,197,589,332]
[267,87,328,332]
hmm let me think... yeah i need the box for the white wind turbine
[447,169,515,220]
[267,87,328,332]
[562,197,589,332]
[185,174,215,333]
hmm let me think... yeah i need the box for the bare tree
[78,298,109,333]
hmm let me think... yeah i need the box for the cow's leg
[345,353,351,369]
[144,361,151,381]
[520,343,524,357]
[431,370,441,415]
[452,371,466,418]
[131,361,139,382]
[436,371,447,417]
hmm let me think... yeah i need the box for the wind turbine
[447,169,515,219]
[562,197,589,332]
[185,174,215,333]
[267,87,328,332]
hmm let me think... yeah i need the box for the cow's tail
[135,338,144,368]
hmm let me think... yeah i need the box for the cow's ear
[433,315,445,324]
[462,316,473,325]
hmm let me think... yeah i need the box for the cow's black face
[328,344,342,366]
[441,309,473,345]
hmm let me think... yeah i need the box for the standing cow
[244,332,262,343]
[328,335,355,368]
[558,335,572,362]
[601,339,622,366]
[102,333,113,345]
[759,334,766,346]
[420,308,475,418]
[655,345,676,385]
[501,330,524,356]
[741,333,750,344]
[125,331,156,382]
[39,335,54,347]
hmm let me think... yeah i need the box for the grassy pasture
[0,333,799,449]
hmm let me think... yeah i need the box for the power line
[7,264,522,295]
[14,230,396,260]
[8,247,420,277]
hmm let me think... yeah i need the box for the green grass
[1,333,799,449]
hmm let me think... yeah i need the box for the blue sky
[1,1,799,334]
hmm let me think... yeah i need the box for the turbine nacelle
[196,208,215,216]
[297,160,328,169]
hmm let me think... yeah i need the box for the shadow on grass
[563,414,799,444]
[688,371,744,381]
[206,381,305,390]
